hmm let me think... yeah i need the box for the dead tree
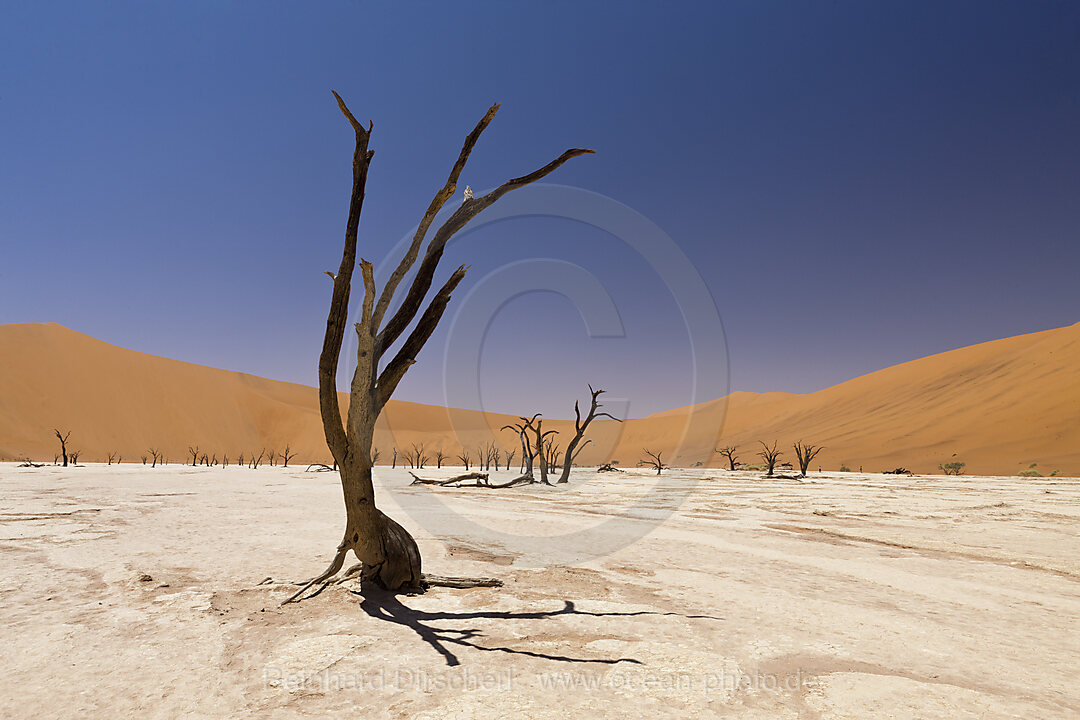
[148,448,161,468]
[141,455,148,465]
[250,450,264,469]
[457,449,471,471]
[757,441,783,477]
[107,451,118,465]
[236,452,245,467]
[280,445,296,468]
[370,447,381,465]
[505,448,516,472]
[638,448,666,475]
[502,416,539,480]
[188,446,199,467]
[282,93,591,602]
[433,448,446,469]
[557,385,620,483]
[54,429,71,467]
[266,448,276,467]
[68,450,81,465]
[715,445,739,471]
[391,447,398,469]
[545,437,561,471]
[793,442,824,478]
[222,454,229,468]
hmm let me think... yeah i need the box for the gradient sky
[2,1,1079,418]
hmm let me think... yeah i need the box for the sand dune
[0,321,1077,474]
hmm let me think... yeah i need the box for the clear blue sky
[2,1,1079,417]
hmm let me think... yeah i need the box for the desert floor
[1,464,1077,719]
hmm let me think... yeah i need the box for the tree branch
[377,147,595,352]
[318,91,374,465]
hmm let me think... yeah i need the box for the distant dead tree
[715,445,739,471]
[188,446,199,467]
[250,450,264,469]
[280,445,296,468]
[757,441,783,477]
[544,437,561,472]
[53,429,71,467]
[638,449,666,475]
[370,447,381,465]
[391,447,398,469]
[502,415,543,481]
[457,449,471,471]
[107,451,118,466]
[141,455,148,465]
[281,93,590,602]
[478,444,491,471]
[148,448,162,468]
[793,442,824,478]
[266,448,276,467]
[557,385,620,483]
[505,448,516,472]
[222,454,229,468]
[433,448,446,469]
[530,417,558,485]
[68,450,81,465]
[236,452,245,467]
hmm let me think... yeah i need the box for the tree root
[280,545,349,605]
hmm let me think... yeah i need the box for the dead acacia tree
[280,446,296,468]
[283,92,591,602]
[370,447,381,465]
[757,441,783,478]
[793,442,824,478]
[148,448,162,468]
[544,437,561,472]
[433,448,446,469]
[502,415,540,480]
[266,448,277,467]
[638,448,666,475]
[457,449,471,471]
[68,450,81,465]
[188,446,199,467]
[505,448,516,472]
[715,445,739,471]
[557,385,620,483]
[107,451,118,465]
[54,429,71,467]
[391,447,398,469]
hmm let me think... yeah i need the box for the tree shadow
[350,586,723,667]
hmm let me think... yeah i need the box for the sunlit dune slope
[1,321,1077,474]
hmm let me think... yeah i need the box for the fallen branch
[409,471,488,486]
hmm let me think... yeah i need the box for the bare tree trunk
[54,430,70,467]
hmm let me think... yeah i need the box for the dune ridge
[1,321,1077,474]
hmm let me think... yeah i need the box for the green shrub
[839,465,851,472]
[939,461,966,476]
[1018,469,1042,477]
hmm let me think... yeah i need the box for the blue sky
[2,1,1079,417]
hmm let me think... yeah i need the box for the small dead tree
[505,448,516,472]
[250,450,264,469]
[283,93,590,600]
[236,452,245,467]
[558,385,620,483]
[638,449,666,475]
[54,429,71,467]
[188,446,199,467]
[148,448,162,468]
[222,454,229,468]
[391,447,398,469]
[715,445,739,471]
[502,415,541,480]
[107,451,117,465]
[68,450,81,465]
[457,449,471,471]
[793,441,824,478]
[433,448,446,469]
[757,441,783,478]
[545,437,561,471]
[280,445,296,468]
[141,455,148,465]
[266,448,276,467]
[370,447,381,465]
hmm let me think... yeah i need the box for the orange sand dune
[1,322,1077,475]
